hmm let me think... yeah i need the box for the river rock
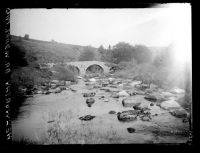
[160,100,181,110]
[93,85,101,89]
[55,87,62,93]
[50,84,57,89]
[108,77,115,82]
[77,76,82,79]
[130,81,142,87]
[128,91,137,96]
[170,88,185,94]
[79,115,95,121]
[104,99,109,102]
[102,83,109,87]
[122,98,141,108]
[169,109,188,118]
[134,90,146,95]
[111,93,119,98]
[51,80,59,84]
[161,91,174,98]
[127,128,136,133]
[150,103,154,106]
[109,85,118,88]
[86,98,95,105]
[117,90,129,97]
[59,86,67,90]
[89,78,96,82]
[140,116,151,121]
[36,90,43,94]
[117,110,139,122]
[144,95,157,102]
[109,111,116,114]
[83,92,96,97]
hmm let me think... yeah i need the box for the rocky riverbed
[12,76,190,144]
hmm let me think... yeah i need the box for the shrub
[53,65,77,82]
[24,34,29,40]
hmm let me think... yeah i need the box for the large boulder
[170,88,185,94]
[122,98,141,108]
[160,100,182,110]
[117,90,129,97]
[117,110,139,122]
[169,109,188,118]
[161,92,174,98]
[144,95,157,102]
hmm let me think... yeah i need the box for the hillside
[11,35,98,64]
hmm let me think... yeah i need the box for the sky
[10,4,191,48]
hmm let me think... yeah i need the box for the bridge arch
[66,61,111,76]
[85,64,104,74]
[66,64,80,75]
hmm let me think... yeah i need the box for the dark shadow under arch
[86,64,104,74]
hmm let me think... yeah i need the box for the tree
[133,45,153,64]
[111,42,134,64]
[79,46,95,61]
[98,45,105,53]
[98,45,107,62]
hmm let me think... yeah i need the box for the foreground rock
[79,115,95,121]
[160,100,182,110]
[86,98,95,107]
[122,98,141,108]
[133,105,151,112]
[117,110,139,122]
[169,109,188,118]
[83,92,96,97]
[109,110,116,114]
[144,95,157,102]
[127,128,136,133]
[117,90,129,97]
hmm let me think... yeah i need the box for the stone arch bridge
[66,61,112,76]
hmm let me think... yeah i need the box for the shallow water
[12,78,189,144]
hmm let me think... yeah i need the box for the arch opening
[66,65,80,76]
[86,64,104,75]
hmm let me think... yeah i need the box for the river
[12,78,190,144]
